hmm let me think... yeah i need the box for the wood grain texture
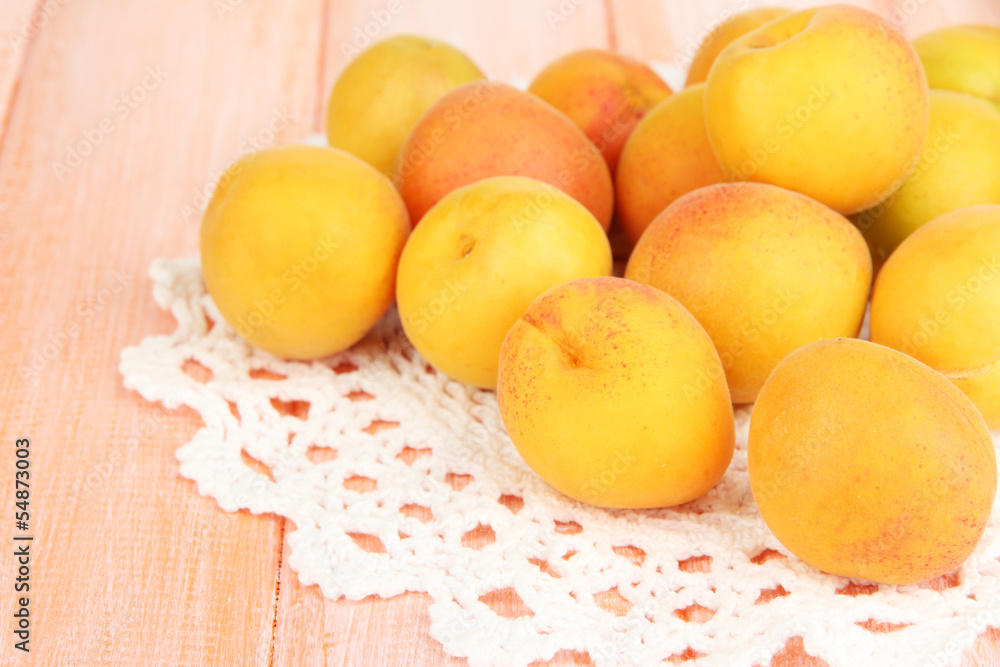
[323,0,610,92]
[0,0,321,664]
[2,1,1000,666]
[0,0,39,147]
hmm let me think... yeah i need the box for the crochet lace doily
[120,257,1000,667]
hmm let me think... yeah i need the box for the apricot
[395,82,614,229]
[498,276,735,508]
[914,24,1000,113]
[625,182,871,403]
[704,5,929,215]
[749,338,996,585]
[200,146,409,359]
[852,90,1000,267]
[684,7,791,86]
[871,205,1000,429]
[326,35,484,177]
[615,83,727,244]
[527,49,672,172]
[396,176,611,388]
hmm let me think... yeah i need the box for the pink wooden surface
[1,1,998,665]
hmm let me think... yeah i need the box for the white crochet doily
[120,257,1000,667]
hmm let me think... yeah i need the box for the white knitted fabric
[120,256,1000,667]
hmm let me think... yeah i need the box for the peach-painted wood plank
[1,1,998,666]
[888,0,1000,38]
[608,0,913,76]
[0,0,323,664]
[322,0,611,99]
[0,0,39,147]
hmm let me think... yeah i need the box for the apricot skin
[396,176,612,389]
[395,82,614,230]
[625,182,871,403]
[498,276,734,509]
[852,91,1000,268]
[704,5,929,215]
[914,24,1000,113]
[615,83,726,245]
[528,49,672,172]
[684,7,791,86]
[325,36,484,177]
[871,204,1000,429]
[749,338,996,586]
[200,145,409,360]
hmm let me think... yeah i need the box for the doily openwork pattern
[120,257,1000,667]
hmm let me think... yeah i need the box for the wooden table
[2,1,999,664]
